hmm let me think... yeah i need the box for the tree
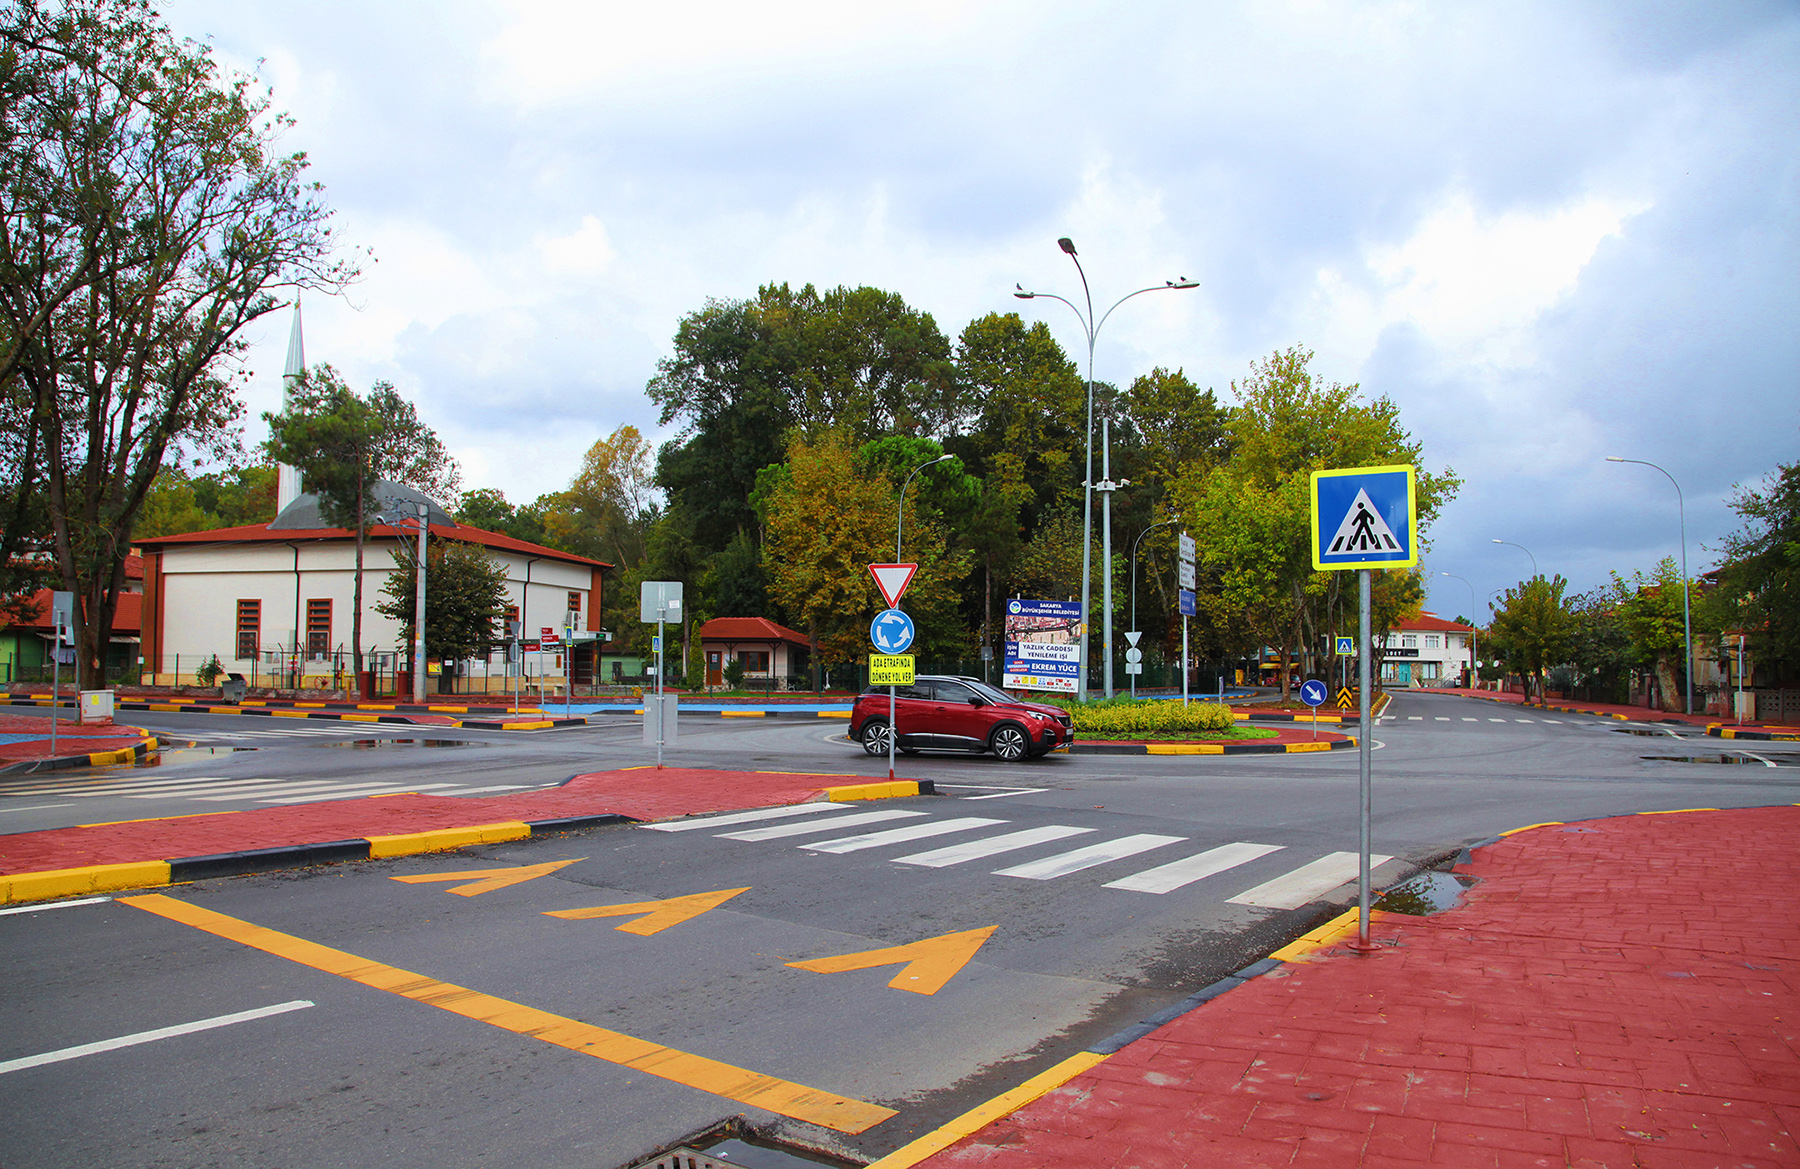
[265,366,458,671]
[1711,459,1800,681]
[1611,557,1693,710]
[543,424,658,567]
[763,430,969,680]
[374,540,509,678]
[135,461,277,537]
[1565,586,1631,702]
[1,0,357,688]
[1488,575,1576,701]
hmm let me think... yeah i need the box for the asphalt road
[3,693,1798,1167]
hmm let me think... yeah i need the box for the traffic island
[0,713,159,776]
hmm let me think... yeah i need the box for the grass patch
[1079,726,1280,742]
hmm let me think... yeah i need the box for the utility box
[78,690,114,724]
[221,673,247,703]
[642,694,678,746]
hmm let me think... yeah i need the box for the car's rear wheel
[989,724,1029,761]
[860,720,892,756]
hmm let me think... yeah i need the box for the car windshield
[960,679,1019,705]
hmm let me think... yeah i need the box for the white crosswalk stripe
[1227,851,1393,909]
[801,817,1006,854]
[0,771,543,805]
[992,834,1187,880]
[1103,842,1285,894]
[716,809,924,841]
[644,803,852,832]
[892,825,1096,868]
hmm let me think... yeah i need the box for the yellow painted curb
[721,711,765,718]
[489,720,555,730]
[366,821,531,858]
[1147,743,1225,754]
[817,710,851,718]
[271,710,311,719]
[864,1050,1108,1168]
[1283,741,1333,753]
[1638,807,1720,815]
[1,860,171,905]
[340,713,381,723]
[1268,906,1383,962]
[820,780,922,802]
[1499,821,1565,836]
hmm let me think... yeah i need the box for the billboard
[1003,599,1083,693]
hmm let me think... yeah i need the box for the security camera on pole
[1310,463,1418,952]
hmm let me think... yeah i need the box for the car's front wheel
[989,724,1029,761]
[860,720,892,756]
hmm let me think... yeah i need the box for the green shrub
[195,655,224,686]
[1068,697,1237,735]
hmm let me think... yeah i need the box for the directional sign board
[1311,465,1417,570]
[1178,532,1196,562]
[1300,679,1328,708]
[1178,589,1197,617]
[869,655,916,686]
[1178,560,1196,589]
[869,609,916,654]
[639,580,683,623]
[868,563,918,608]
[1335,636,1355,656]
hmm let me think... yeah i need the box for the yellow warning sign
[1336,687,1355,710]
[869,654,916,685]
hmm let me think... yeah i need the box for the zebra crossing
[1378,715,1567,725]
[646,803,1390,906]
[0,770,537,806]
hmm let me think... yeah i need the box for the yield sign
[868,563,919,608]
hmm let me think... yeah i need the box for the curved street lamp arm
[1094,283,1191,338]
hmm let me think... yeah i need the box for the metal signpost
[868,564,919,783]
[640,581,683,768]
[1300,677,1327,740]
[1310,464,1417,950]
[50,591,73,759]
[1178,533,1196,706]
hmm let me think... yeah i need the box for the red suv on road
[850,676,1075,761]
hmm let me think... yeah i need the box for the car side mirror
[968,697,986,707]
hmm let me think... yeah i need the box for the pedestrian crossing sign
[1310,464,1417,570]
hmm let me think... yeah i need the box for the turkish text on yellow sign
[869,655,916,685]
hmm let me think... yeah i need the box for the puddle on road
[1376,870,1473,916]
[137,746,257,768]
[1612,727,1686,737]
[1641,754,1797,767]
[319,738,476,750]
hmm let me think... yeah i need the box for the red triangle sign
[869,563,919,608]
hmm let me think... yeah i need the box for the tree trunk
[1654,654,1679,712]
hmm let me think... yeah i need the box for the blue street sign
[870,608,916,654]
[1335,636,1355,656]
[1178,588,1197,617]
[1310,464,1417,570]
[1300,679,1328,708]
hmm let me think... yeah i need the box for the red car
[851,675,1074,761]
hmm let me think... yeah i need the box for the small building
[134,483,609,693]
[1378,612,1477,686]
[1,582,142,685]
[697,618,810,690]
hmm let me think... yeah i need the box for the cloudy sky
[162,0,1798,619]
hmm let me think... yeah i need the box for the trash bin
[221,673,247,703]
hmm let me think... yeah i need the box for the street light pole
[1606,456,1693,715]
[1490,539,1538,579]
[897,454,953,560]
[1014,240,1197,700]
[1130,518,1175,699]
[1440,572,1480,690]
[887,453,951,781]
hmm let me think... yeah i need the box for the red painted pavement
[914,806,1800,1168]
[0,713,149,765]
[0,767,882,873]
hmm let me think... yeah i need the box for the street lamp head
[1057,237,1077,256]
[1013,283,1034,300]
[1491,539,1504,545]
[1167,278,1199,289]
[1605,456,1625,462]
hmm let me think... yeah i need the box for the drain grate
[638,1150,728,1169]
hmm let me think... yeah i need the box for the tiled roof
[698,617,810,645]
[1394,611,1476,633]
[5,589,141,634]
[132,520,609,569]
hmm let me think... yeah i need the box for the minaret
[275,299,305,513]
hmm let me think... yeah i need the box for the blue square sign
[1311,464,1417,570]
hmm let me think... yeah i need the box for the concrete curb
[0,733,160,777]
[0,813,635,906]
[1707,724,1800,741]
[1070,736,1356,755]
[815,780,936,801]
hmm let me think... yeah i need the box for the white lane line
[1462,718,1477,722]
[253,785,458,804]
[1407,716,1422,720]
[1435,717,1449,721]
[1543,719,1563,724]
[1488,718,1508,723]
[893,825,1096,868]
[718,809,924,841]
[1734,751,1780,768]
[194,781,462,802]
[440,784,531,794]
[129,779,342,799]
[961,788,1049,800]
[0,803,77,813]
[802,817,1006,854]
[1514,719,1535,723]
[644,803,852,833]
[0,896,111,917]
[1104,842,1286,895]
[0,1001,315,1075]
[993,834,1187,881]
[1227,851,1394,910]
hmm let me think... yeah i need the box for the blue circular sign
[1299,679,1328,708]
[870,608,916,654]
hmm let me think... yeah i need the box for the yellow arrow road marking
[390,858,583,897]
[118,895,893,1133]
[786,926,997,995]
[543,886,750,935]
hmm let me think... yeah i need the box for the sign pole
[1358,567,1373,948]
[1181,615,1189,707]
[50,619,60,760]
[656,611,665,770]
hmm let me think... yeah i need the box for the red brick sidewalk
[0,767,891,873]
[0,712,151,766]
[895,806,1800,1168]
